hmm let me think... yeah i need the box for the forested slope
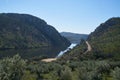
[0,13,70,49]
[60,17,120,60]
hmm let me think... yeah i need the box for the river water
[0,47,62,59]
[0,44,77,59]
[57,43,77,57]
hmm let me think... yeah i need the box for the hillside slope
[0,13,70,49]
[88,17,120,59]
[60,17,120,60]
[60,32,88,44]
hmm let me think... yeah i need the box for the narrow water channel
[57,43,77,57]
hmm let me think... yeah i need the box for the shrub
[0,54,26,80]
[111,67,120,80]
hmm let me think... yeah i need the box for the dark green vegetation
[0,55,120,80]
[0,13,70,58]
[0,13,70,49]
[0,17,120,80]
[60,32,88,44]
[0,47,61,58]
[88,17,120,60]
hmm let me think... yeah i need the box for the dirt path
[83,41,92,54]
[41,58,57,62]
[86,41,92,51]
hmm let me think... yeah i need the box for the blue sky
[0,0,120,34]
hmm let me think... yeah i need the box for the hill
[60,32,88,44]
[0,13,70,49]
[88,17,120,60]
[60,17,120,60]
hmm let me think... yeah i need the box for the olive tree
[0,54,26,80]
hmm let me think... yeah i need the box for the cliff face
[0,13,70,49]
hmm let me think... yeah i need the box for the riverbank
[41,43,77,62]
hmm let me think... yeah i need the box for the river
[0,44,77,59]
[57,43,77,57]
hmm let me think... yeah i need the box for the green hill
[0,13,70,49]
[61,17,120,60]
[88,17,120,60]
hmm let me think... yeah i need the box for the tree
[111,67,120,80]
[0,54,26,80]
[60,66,72,80]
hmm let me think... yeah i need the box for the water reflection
[0,47,63,59]
[57,44,77,57]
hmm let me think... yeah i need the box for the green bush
[60,66,72,80]
[111,67,120,80]
[0,54,26,80]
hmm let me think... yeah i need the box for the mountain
[60,17,120,60]
[88,17,120,60]
[60,32,88,44]
[0,13,70,49]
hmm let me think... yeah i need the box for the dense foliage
[0,13,70,49]
[88,17,120,60]
[0,54,26,80]
[0,55,120,80]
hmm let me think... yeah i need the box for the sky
[0,0,120,34]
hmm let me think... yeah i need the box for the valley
[0,13,120,80]
[41,43,77,62]
[41,41,91,62]
[0,0,120,80]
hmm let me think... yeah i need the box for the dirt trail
[86,41,92,51]
[41,58,57,62]
[83,41,92,54]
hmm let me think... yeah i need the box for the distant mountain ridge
[60,32,88,44]
[0,13,70,49]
